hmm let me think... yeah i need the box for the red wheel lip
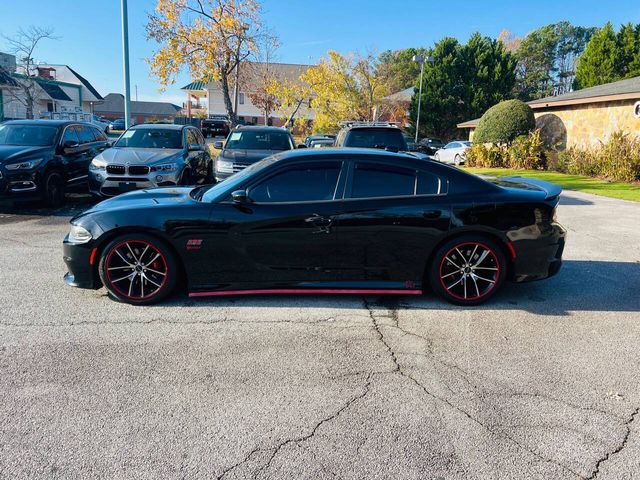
[104,239,168,301]
[439,241,500,302]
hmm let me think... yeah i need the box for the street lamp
[121,0,132,129]
[412,54,434,143]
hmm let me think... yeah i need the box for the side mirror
[213,140,224,149]
[231,190,250,204]
[188,144,202,151]
[105,141,113,148]
[297,144,307,149]
[62,140,79,152]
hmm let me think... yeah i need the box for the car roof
[2,119,79,127]
[130,123,185,130]
[233,125,290,132]
[271,147,422,163]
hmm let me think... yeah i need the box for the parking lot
[0,190,639,479]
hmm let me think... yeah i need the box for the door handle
[305,214,333,227]
[423,210,442,219]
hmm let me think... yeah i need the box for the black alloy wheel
[98,234,177,305]
[42,170,66,207]
[429,236,506,305]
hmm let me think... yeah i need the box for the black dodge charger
[63,148,566,306]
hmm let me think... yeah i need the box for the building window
[239,92,245,105]
[252,116,258,124]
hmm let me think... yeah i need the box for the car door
[221,160,349,285]
[330,158,451,287]
[66,125,97,186]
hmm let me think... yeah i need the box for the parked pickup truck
[200,117,231,138]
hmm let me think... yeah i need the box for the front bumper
[510,222,566,282]
[89,168,181,197]
[63,236,100,289]
[0,169,42,198]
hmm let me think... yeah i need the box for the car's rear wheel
[429,236,506,305]
[41,170,66,207]
[98,234,177,305]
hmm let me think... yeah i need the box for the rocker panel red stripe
[189,288,422,298]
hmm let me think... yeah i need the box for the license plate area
[118,182,137,192]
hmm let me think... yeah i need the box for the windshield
[0,125,58,146]
[225,130,293,151]
[114,128,183,149]
[199,156,279,203]
[345,129,407,150]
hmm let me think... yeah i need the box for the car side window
[249,164,342,203]
[75,125,95,144]
[61,126,80,146]
[195,129,205,145]
[92,127,107,142]
[186,129,198,147]
[351,162,415,199]
[417,171,446,195]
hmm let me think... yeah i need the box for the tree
[265,77,311,130]
[301,50,389,133]
[574,22,619,89]
[246,35,280,125]
[375,47,429,94]
[2,26,57,119]
[513,22,596,99]
[473,99,536,144]
[409,34,516,141]
[146,0,266,126]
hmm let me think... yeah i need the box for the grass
[464,167,640,202]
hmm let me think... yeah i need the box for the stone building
[457,75,640,150]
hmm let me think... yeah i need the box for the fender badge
[186,239,203,250]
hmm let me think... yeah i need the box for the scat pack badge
[186,239,203,251]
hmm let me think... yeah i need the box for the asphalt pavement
[0,190,639,479]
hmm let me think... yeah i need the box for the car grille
[233,162,253,173]
[106,164,125,175]
[128,165,150,175]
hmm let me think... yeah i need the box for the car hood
[220,149,283,163]
[96,147,182,165]
[0,145,52,164]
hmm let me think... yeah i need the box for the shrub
[465,143,509,168]
[509,130,546,170]
[474,99,536,144]
[555,132,640,182]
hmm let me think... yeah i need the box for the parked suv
[334,122,429,160]
[200,116,231,138]
[214,126,298,182]
[88,124,212,197]
[0,120,110,206]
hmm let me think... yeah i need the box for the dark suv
[200,116,231,138]
[214,126,298,182]
[334,122,429,160]
[0,120,110,206]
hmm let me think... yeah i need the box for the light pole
[412,55,434,143]
[121,0,132,129]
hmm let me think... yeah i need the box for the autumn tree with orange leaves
[146,0,266,125]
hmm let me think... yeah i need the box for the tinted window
[446,142,460,149]
[344,129,407,150]
[0,125,58,146]
[114,128,183,149]
[250,165,341,203]
[186,129,198,146]
[417,171,445,195]
[225,130,293,151]
[75,125,95,144]
[92,127,107,142]
[351,163,415,199]
[61,126,80,145]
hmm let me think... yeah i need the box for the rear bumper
[510,223,566,282]
[63,237,100,289]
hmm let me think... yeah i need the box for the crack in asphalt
[362,297,589,480]
[216,372,377,480]
[586,406,640,479]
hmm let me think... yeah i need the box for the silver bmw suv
[88,124,212,197]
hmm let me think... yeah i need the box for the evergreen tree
[575,22,622,88]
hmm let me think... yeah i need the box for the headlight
[151,163,178,172]
[216,159,234,173]
[68,224,92,244]
[5,158,43,170]
[90,158,107,170]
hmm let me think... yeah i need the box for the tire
[434,153,440,162]
[98,234,177,305]
[206,161,214,184]
[454,154,462,166]
[41,170,66,207]
[180,167,194,186]
[428,235,506,306]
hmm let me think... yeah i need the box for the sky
[1,0,639,106]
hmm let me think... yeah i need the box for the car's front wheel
[98,234,177,305]
[454,154,462,166]
[41,170,66,207]
[434,153,440,162]
[429,236,506,306]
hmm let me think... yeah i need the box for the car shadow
[559,193,593,206]
[0,193,97,222]
[155,260,639,316]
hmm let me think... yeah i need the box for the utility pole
[121,0,132,129]
[413,55,434,143]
